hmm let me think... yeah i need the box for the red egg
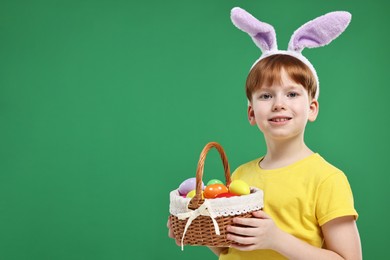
[203,184,228,199]
[215,192,239,198]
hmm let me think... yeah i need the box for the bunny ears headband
[230,7,352,99]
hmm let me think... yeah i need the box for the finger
[168,228,180,245]
[168,229,174,238]
[252,210,270,219]
[232,216,262,228]
[168,225,176,239]
[227,233,256,245]
[167,218,175,239]
[167,217,182,247]
[227,225,258,237]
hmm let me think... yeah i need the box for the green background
[0,0,388,259]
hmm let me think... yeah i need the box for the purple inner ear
[294,35,323,48]
[231,7,277,52]
[289,11,352,52]
[253,31,276,52]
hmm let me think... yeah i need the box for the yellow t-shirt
[219,153,358,260]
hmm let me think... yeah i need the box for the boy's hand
[167,217,181,246]
[226,210,282,251]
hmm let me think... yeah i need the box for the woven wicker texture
[170,142,261,247]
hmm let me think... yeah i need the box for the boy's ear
[308,99,319,122]
[248,103,256,125]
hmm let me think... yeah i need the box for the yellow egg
[186,189,204,199]
[229,180,250,195]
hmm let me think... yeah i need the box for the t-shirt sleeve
[316,171,358,226]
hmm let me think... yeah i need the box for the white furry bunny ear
[288,11,352,52]
[231,7,277,53]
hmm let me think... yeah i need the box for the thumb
[252,210,270,219]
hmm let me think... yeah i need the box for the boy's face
[248,69,318,141]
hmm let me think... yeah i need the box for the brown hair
[246,54,317,101]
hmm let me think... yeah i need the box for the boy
[213,54,361,259]
[169,7,362,259]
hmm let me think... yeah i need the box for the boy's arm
[271,215,361,260]
[321,216,362,259]
[227,211,362,260]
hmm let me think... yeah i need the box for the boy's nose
[272,97,286,111]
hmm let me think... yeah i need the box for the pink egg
[178,178,204,196]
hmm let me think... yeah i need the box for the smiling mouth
[269,117,292,122]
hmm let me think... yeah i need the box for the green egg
[207,179,224,186]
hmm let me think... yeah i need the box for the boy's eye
[259,93,272,100]
[287,92,298,98]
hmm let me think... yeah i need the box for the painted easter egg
[206,179,224,186]
[229,180,250,196]
[203,184,229,199]
[178,178,204,196]
[186,189,204,199]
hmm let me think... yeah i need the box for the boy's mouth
[269,117,292,122]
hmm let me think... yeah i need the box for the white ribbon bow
[176,200,220,250]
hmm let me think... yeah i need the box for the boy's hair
[246,54,317,101]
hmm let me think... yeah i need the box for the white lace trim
[169,187,263,217]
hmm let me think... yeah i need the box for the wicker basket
[169,142,263,248]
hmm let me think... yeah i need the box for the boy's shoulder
[306,153,341,169]
[308,154,345,177]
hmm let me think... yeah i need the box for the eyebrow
[285,85,303,91]
[260,84,303,91]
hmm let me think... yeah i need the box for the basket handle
[188,142,231,210]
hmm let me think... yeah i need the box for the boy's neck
[260,137,314,170]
